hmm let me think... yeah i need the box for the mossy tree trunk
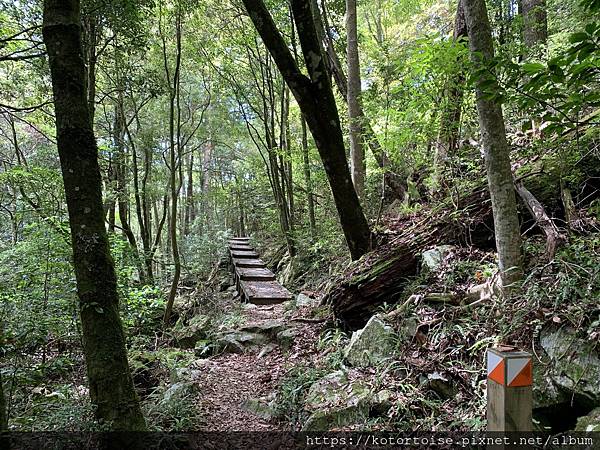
[42,0,146,430]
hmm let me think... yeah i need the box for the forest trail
[193,302,321,431]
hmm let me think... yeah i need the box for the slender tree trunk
[433,0,468,191]
[346,0,365,198]
[243,0,371,260]
[301,116,316,237]
[184,151,194,235]
[126,120,153,284]
[0,370,6,432]
[163,11,183,325]
[463,0,523,288]
[42,0,146,430]
[0,322,7,432]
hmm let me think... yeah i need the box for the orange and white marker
[487,347,532,387]
[487,347,533,431]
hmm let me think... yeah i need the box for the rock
[276,328,298,350]
[258,343,277,358]
[575,407,600,431]
[242,394,279,420]
[162,381,197,404]
[226,285,237,292]
[421,245,454,272]
[215,331,268,354]
[420,372,457,399]
[301,371,394,431]
[170,367,201,384]
[302,371,372,431]
[238,319,287,338]
[296,293,320,308]
[172,315,211,349]
[191,359,213,369]
[343,315,396,367]
[539,326,600,407]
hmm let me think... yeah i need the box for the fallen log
[323,188,493,330]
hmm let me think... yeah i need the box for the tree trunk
[242,0,371,260]
[301,116,316,237]
[463,0,523,288]
[184,151,194,235]
[0,370,6,432]
[42,0,146,430]
[163,10,183,325]
[433,0,468,191]
[346,0,365,198]
[522,0,547,48]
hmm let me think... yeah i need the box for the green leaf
[522,62,546,74]
[569,32,589,43]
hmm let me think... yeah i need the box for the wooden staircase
[228,237,292,305]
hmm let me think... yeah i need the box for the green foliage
[275,364,329,430]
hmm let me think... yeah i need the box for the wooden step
[229,237,250,243]
[235,267,276,282]
[239,280,292,305]
[230,249,259,259]
[232,258,266,268]
[229,244,254,251]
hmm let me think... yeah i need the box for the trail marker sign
[487,347,532,431]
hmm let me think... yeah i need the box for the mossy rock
[540,326,600,408]
[343,315,396,367]
[575,407,600,431]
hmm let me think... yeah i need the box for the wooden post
[487,347,533,431]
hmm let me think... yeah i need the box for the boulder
[162,381,197,404]
[539,326,600,407]
[170,367,202,384]
[301,371,393,431]
[215,331,268,354]
[421,245,454,272]
[302,371,371,431]
[242,394,279,420]
[172,315,211,349]
[343,315,396,367]
[575,407,600,432]
[296,293,320,308]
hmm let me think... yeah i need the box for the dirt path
[192,302,321,431]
